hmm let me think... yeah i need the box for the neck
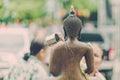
[67,37,78,42]
[35,54,41,61]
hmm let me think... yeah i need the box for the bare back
[50,41,94,80]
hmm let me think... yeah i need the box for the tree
[60,0,98,12]
[9,0,46,19]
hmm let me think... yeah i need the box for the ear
[63,26,67,41]
[78,28,82,41]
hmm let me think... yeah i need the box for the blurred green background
[0,0,97,26]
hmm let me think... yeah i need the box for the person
[4,40,49,80]
[89,43,106,80]
[80,43,106,80]
[49,6,94,80]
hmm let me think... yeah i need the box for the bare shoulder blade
[50,41,65,76]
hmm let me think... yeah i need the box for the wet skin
[50,39,94,80]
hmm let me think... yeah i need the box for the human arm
[84,45,94,74]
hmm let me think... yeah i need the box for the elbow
[51,72,59,77]
[89,68,94,74]
[50,68,60,76]
[50,70,60,76]
[85,67,94,74]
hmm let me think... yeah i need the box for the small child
[80,43,106,80]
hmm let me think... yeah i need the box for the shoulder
[89,72,106,80]
[6,60,29,80]
[95,72,106,80]
[77,41,93,50]
[50,41,66,57]
[11,59,27,71]
[52,41,65,51]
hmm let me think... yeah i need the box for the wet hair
[63,10,82,39]
[23,40,45,61]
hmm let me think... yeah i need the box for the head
[63,10,82,40]
[30,40,47,62]
[91,43,103,69]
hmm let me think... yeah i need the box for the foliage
[0,0,46,20]
[10,0,46,19]
[60,0,98,12]
[0,0,98,21]
[0,0,4,19]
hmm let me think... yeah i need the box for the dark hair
[23,40,45,61]
[63,10,82,39]
[23,53,30,61]
[30,41,44,55]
